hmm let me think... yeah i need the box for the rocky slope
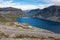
[0,7,23,22]
[24,9,40,17]
[27,5,60,22]
[0,22,60,40]
[34,5,60,22]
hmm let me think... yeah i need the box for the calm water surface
[17,17,60,34]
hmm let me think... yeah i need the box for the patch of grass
[15,35,39,38]
[9,22,15,26]
[48,37,60,40]
[0,33,9,38]
[55,38,60,40]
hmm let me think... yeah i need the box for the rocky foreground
[0,22,60,40]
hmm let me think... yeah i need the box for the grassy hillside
[0,7,23,22]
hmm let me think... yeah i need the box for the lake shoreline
[0,22,60,40]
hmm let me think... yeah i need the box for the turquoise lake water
[17,17,60,34]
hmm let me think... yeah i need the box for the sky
[0,0,60,10]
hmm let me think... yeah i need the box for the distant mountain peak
[0,7,21,11]
[0,7,23,22]
[50,5,60,7]
[32,5,60,22]
[46,5,60,9]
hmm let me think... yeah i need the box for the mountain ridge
[28,5,60,22]
[0,5,60,22]
[0,7,23,22]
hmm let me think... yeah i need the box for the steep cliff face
[34,5,60,22]
[0,7,23,22]
[24,9,40,17]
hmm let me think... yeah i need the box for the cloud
[0,0,60,10]
[0,0,45,10]
[44,0,60,5]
